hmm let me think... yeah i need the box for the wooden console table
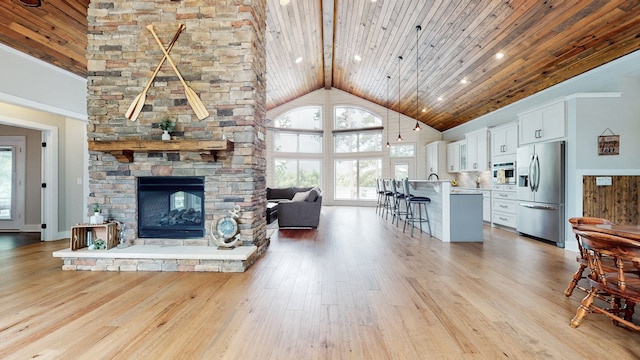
[88,139,233,163]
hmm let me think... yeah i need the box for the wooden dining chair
[570,230,640,330]
[564,217,614,297]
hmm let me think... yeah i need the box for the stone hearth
[65,0,269,272]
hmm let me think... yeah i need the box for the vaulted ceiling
[2,0,640,131]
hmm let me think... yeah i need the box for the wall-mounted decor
[598,128,619,155]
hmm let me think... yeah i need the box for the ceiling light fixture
[397,55,403,142]
[354,54,362,62]
[19,0,41,6]
[460,78,468,84]
[437,96,443,101]
[295,57,303,64]
[386,75,391,148]
[413,25,421,132]
[279,0,290,5]
[495,52,505,59]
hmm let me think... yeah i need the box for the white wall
[266,88,442,206]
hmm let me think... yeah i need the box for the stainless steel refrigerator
[516,141,565,247]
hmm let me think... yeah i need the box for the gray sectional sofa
[266,187,322,228]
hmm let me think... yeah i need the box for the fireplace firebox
[137,177,205,238]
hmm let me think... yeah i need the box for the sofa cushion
[306,187,320,202]
[291,191,309,202]
[268,187,293,200]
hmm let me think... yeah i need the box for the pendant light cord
[397,56,403,142]
[414,25,422,131]
[386,75,390,148]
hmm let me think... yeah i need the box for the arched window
[333,107,383,153]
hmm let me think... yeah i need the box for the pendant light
[386,75,391,148]
[397,55,403,142]
[413,25,422,131]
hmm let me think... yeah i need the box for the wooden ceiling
[2,0,640,131]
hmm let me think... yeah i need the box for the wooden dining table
[575,223,640,241]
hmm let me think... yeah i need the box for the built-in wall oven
[492,161,516,184]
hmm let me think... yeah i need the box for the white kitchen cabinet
[446,141,461,173]
[519,100,565,145]
[491,184,517,228]
[464,129,489,171]
[491,123,518,156]
[482,190,491,222]
[425,140,449,178]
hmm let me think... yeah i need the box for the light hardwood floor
[1,206,639,359]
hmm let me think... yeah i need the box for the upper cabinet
[491,123,518,156]
[426,140,449,178]
[518,100,565,145]
[464,129,489,171]
[446,140,461,173]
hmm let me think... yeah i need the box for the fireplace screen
[137,177,205,238]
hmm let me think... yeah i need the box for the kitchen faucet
[428,173,439,180]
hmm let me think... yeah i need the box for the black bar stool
[382,179,395,220]
[402,178,432,237]
[391,179,408,227]
[375,178,385,215]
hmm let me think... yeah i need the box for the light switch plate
[596,176,612,186]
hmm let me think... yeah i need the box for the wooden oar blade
[125,93,142,120]
[184,87,209,120]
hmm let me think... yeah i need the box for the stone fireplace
[64,0,269,272]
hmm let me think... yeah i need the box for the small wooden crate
[70,222,118,250]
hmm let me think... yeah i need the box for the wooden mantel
[88,139,233,163]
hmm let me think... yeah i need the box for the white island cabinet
[407,180,483,242]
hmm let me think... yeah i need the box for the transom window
[390,144,415,157]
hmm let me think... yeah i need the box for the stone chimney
[85,0,268,256]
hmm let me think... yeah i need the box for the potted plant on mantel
[159,117,176,141]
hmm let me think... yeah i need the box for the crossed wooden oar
[125,24,209,121]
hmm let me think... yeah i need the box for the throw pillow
[292,191,309,202]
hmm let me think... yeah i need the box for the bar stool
[402,178,432,237]
[375,178,385,215]
[391,179,408,227]
[381,179,395,220]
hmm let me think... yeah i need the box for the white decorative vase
[162,130,171,141]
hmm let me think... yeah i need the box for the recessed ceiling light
[295,57,303,64]
[460,78,468,84]
[437,97,443,101]
[422,107,426,112]
[354,55,362,62]
[495,52,505,59]
[279,0,290,5]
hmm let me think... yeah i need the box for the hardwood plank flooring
[1,206,639,359]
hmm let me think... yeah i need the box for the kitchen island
[407,180,484,242]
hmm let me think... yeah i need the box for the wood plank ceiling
[2,0,640,131]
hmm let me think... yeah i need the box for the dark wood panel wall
[583,176,640,225]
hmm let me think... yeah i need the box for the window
[334,107,382,129]
[271,107,323,188]
[394,163,409,180]
[333,107,383,153]
[274,107,322,130]
[0,146,13,220]
[390,144,415,157]
[274,132,322,153]
[274,159,321,188]
[334,159,381,200]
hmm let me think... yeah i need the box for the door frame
[0,115,58,240]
